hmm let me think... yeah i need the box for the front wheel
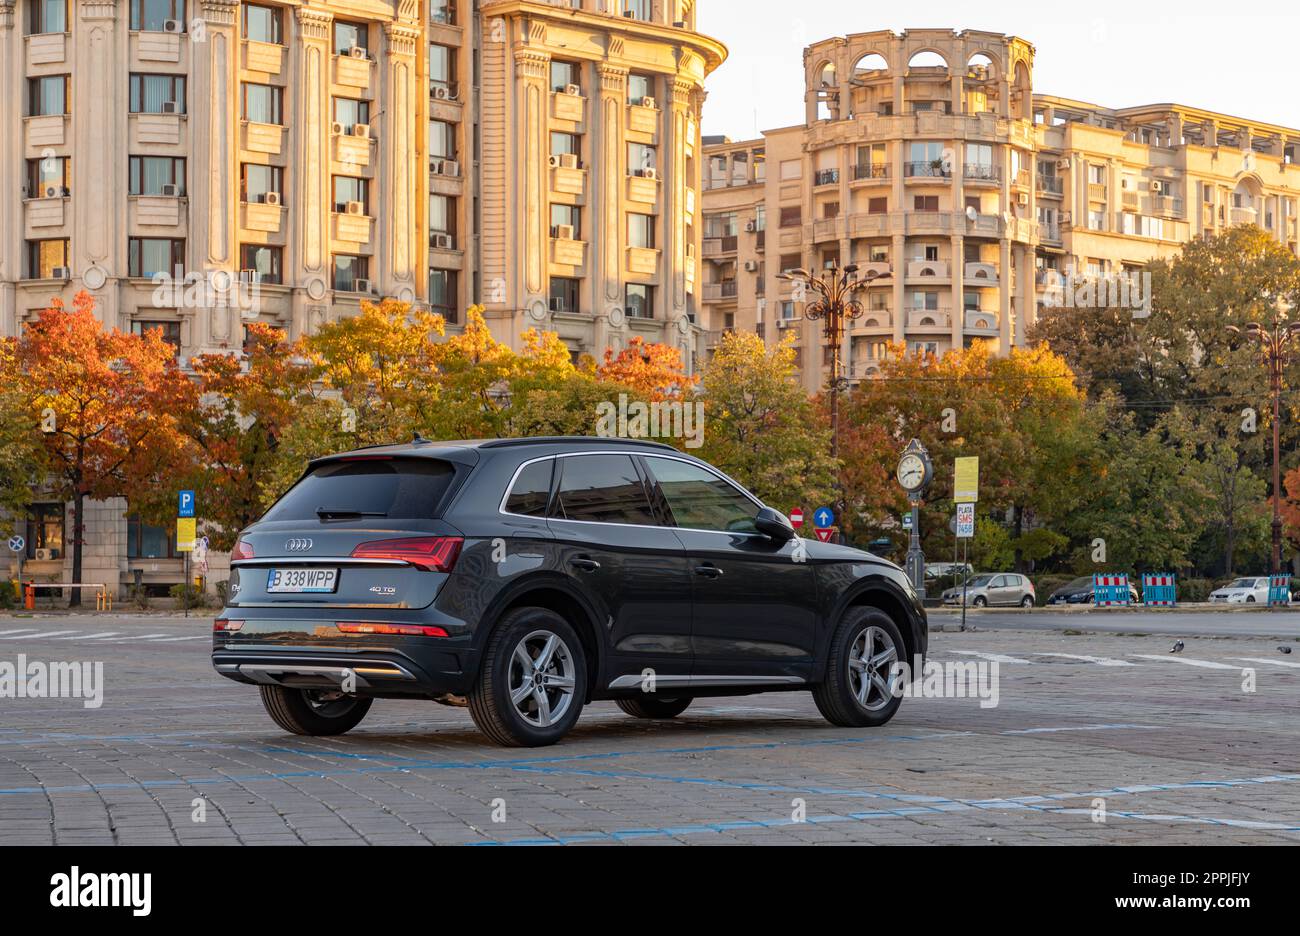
[812,607,906,728]
[468,607,587,747]
[617,696,692,719]
[973,596,988,608]
[258,685,373,736]
[1020,595,1034,608]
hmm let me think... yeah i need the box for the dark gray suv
[213,437,927,746]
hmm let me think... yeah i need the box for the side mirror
[754,507,795,542]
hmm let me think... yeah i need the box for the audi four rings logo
[285,538,313,552]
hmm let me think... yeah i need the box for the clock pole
[896,439,932,598]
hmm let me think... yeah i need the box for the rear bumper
[212,641,478,698]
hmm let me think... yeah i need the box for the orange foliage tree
[596,336,697,401]
[15,291,195,601]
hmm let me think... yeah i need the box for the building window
[551,60,580,93]
[334,20,368,56]
[129,74,184,114]
[908,141,945,176]
[127,513,176,559]
[429,120,456,159]
[128,238,184,278]
[628,73,654,105]
[625,284,654,319]
[24,504,64,560]
[239,244,282,284]
[430,0,454,25]
[129,0,184,32]
[25,239,68,279]
[332,255,369,292]
[868,196,887,214]
[429,43,457,98]
[429,268,458,322]
[27,75,69,116]
[242,3,282,43]
[549,277,580,314]
[129,156,185,196]
[780,300,796,320]
[822,201,840,219]
[333,97,369,132]
[779,205,801,228]
[623,0,652,20]
[550,131,580,163]
[628,213,656,249]
[27,0,68,34]
[241,164,283,204]
[911,291,939,311]
[26,156,71,198]
[913,195,939,212]
[429,193,455,234]
[551,203,581,239]
[130,320,181,359]
[333,176,368,214]
[242,82,282,124]
[628,142,657,175]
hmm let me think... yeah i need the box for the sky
[697,0,1300,141]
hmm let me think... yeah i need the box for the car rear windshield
[262,457,455,522]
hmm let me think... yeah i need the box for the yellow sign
[954,456,980,503]
[176,517,197,552]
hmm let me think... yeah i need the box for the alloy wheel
[508,630,577,728]
[847,625,899,712]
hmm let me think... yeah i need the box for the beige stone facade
[700,28,1300,393]
[0,0,723,594]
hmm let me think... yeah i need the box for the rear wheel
[812,607,905,728]
[469,607,587,747]
[258,685,373,736]
[1020,595,1034,608]
[616,696,692,719]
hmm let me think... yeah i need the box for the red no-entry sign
[789,508,804,528]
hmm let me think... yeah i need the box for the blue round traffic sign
[813,506,834,528]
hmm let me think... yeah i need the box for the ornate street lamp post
[1227,319,1300,581]
[777,263,882,542]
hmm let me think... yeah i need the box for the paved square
[1,613,1297,845]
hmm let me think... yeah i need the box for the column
[998,237,1012,350]
[379,22,420,302]
[665,77,693,326]
[1016,244,1032,341]
[514,49,549,317]
[891,232,905,345]
[290,7,332,340]
[950,234,963,349]
[0,0,17,334]
[593,62,627,332]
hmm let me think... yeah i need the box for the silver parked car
[941,573,1036,608]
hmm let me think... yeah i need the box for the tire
[812,607,906,728]
[468,606,587,747]
[258,685,373,736]
[616,696,692,719]
[1020,595,1034,608]
[1247,595,1256,603]
[973,595,987,608]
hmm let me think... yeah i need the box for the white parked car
[1208,577,1276,604]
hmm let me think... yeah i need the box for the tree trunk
[69,489,83,608]
[1223,520,1235,578]
[1012,503,1025,573]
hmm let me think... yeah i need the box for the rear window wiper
[316,507,388,520]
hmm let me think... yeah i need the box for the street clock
[896,439,932,494]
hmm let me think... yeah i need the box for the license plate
[266,568,338,594]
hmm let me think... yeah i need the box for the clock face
[897,453,927,491]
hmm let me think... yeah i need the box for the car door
[546,453,693,687]
[640,454,818,682]
[988,575,1010,605]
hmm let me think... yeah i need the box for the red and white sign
[789,508,804,528]
[815,527,836,542]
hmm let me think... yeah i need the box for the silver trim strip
[606,674,805,690]
[227,662,416,687]
[231,557,409,567]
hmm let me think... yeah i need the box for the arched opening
[816,61,837,89]
[852,52,889,79]
[1011,60,1032,120]
[966,53,996,79]
[906,50,949,73]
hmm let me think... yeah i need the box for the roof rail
[478,436,677,451]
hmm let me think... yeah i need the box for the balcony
[25,114,67,148]
[858,261,892,280]
[1088,183,1107,203]
[628,102,659,135]
[134,30,181,64]
[334,51,373,90]
[551,90,585,123]
[332,127,372,168]
[852,309,891,331]
[964,262,998,284]
[814,168,840,187]
[963,309,999,332]
[551,236,587,268]
[25,194,66,230]
[626,171,660,206]
[430,80,461,104]
[904,161,951,180]
[1040,223,1062,243]
[965,212,1002,237]
[1037,176,1063,196]
[811,217,843,242]
[240,200,283,235]
[626,246,659,276]
[851,163,890,182]
[131,194,183,228]
[906,309,950,330]
[550,161,585,196]
[242,40,284,74]
[1230,206,1257,225]
[332,209,373,245]
[847,212,890,237]
[27,31,67,64]
[133,113,182,146]
[1011,169,1032,190]
[963,164,999,183]
[241,121,285,156]
[703,280,738,301]
[906,260,948,280]
[702,235,738,257]
[1153,195,1184,218]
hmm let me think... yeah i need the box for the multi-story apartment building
[0,0,723,596]
[701,28,1300,392]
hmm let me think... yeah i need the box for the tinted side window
[644,457,759,533]
[504,458,554,516]
[555,454,655,525]
[263,458,455,521]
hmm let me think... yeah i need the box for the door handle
[569,557,601,572]
[693,564,723,579]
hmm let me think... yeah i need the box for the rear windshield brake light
[232,539,254,560]
[350,536,462,572]
[337,622,449,638]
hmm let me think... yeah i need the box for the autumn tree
[15,292,195,602]
[596,336,696,401]
[0,338,45,520]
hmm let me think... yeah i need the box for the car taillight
[350,536,462,572]
[213,618,244,632]
[232,538,254,560]
[337,622,449,638]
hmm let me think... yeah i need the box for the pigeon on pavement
[1170,640,1185,654]
[1279,646,1293,655]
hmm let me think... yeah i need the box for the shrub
[131,585,152,610]
[0,579,17,610]
[169,583,210,610]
